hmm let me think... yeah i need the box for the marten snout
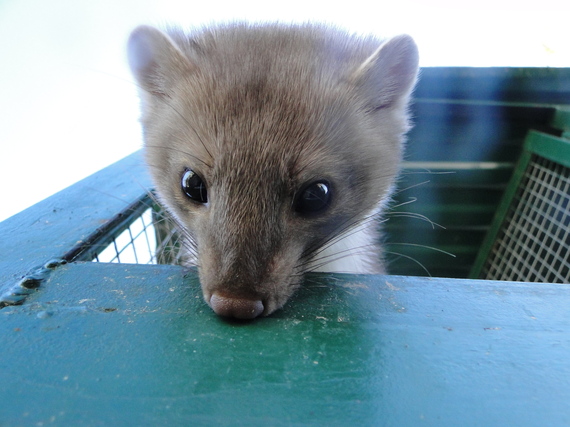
[209,293,265,319]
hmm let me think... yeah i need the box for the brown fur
[128,23,419,318]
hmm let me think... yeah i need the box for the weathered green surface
[0,151,151,298]
[2,262,569,426]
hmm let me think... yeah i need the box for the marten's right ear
[127,25,194,98]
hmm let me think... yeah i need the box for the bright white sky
[0,0,569,221]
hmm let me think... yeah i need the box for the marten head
[128,24,419,318]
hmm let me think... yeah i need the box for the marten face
[128,24,418,318]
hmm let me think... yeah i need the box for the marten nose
[209,293,264,319]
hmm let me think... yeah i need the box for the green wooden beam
[2,262,569,426]
[0,151,151,304]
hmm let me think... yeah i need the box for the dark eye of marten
[294,180,331,215]
[181,169,208,203]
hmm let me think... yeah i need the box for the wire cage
[471,131,570,283]
[84,130,570,285]
[83,196,184,266]
[82,104,570,285]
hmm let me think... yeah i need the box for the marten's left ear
[351,34,419,110]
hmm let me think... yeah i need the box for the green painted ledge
[2,262,569,426]
[0,151,151,302]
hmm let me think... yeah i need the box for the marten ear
[351,34,419,110]
[127,25,194,98]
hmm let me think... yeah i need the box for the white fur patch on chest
[309,221,383,274]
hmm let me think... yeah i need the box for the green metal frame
[552,108,570,139]
[0,151,151,306]
[470,130,570,279]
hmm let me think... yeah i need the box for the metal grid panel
[92,207,182,265]
[481,154,570,283]
[92,208,156,264]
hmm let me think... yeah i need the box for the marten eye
[181,169,208,203]
[294,180,331,215]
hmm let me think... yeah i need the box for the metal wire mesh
[481,154,570,283]
[91,205,183,265]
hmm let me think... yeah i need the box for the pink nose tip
[209,293,264,319]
